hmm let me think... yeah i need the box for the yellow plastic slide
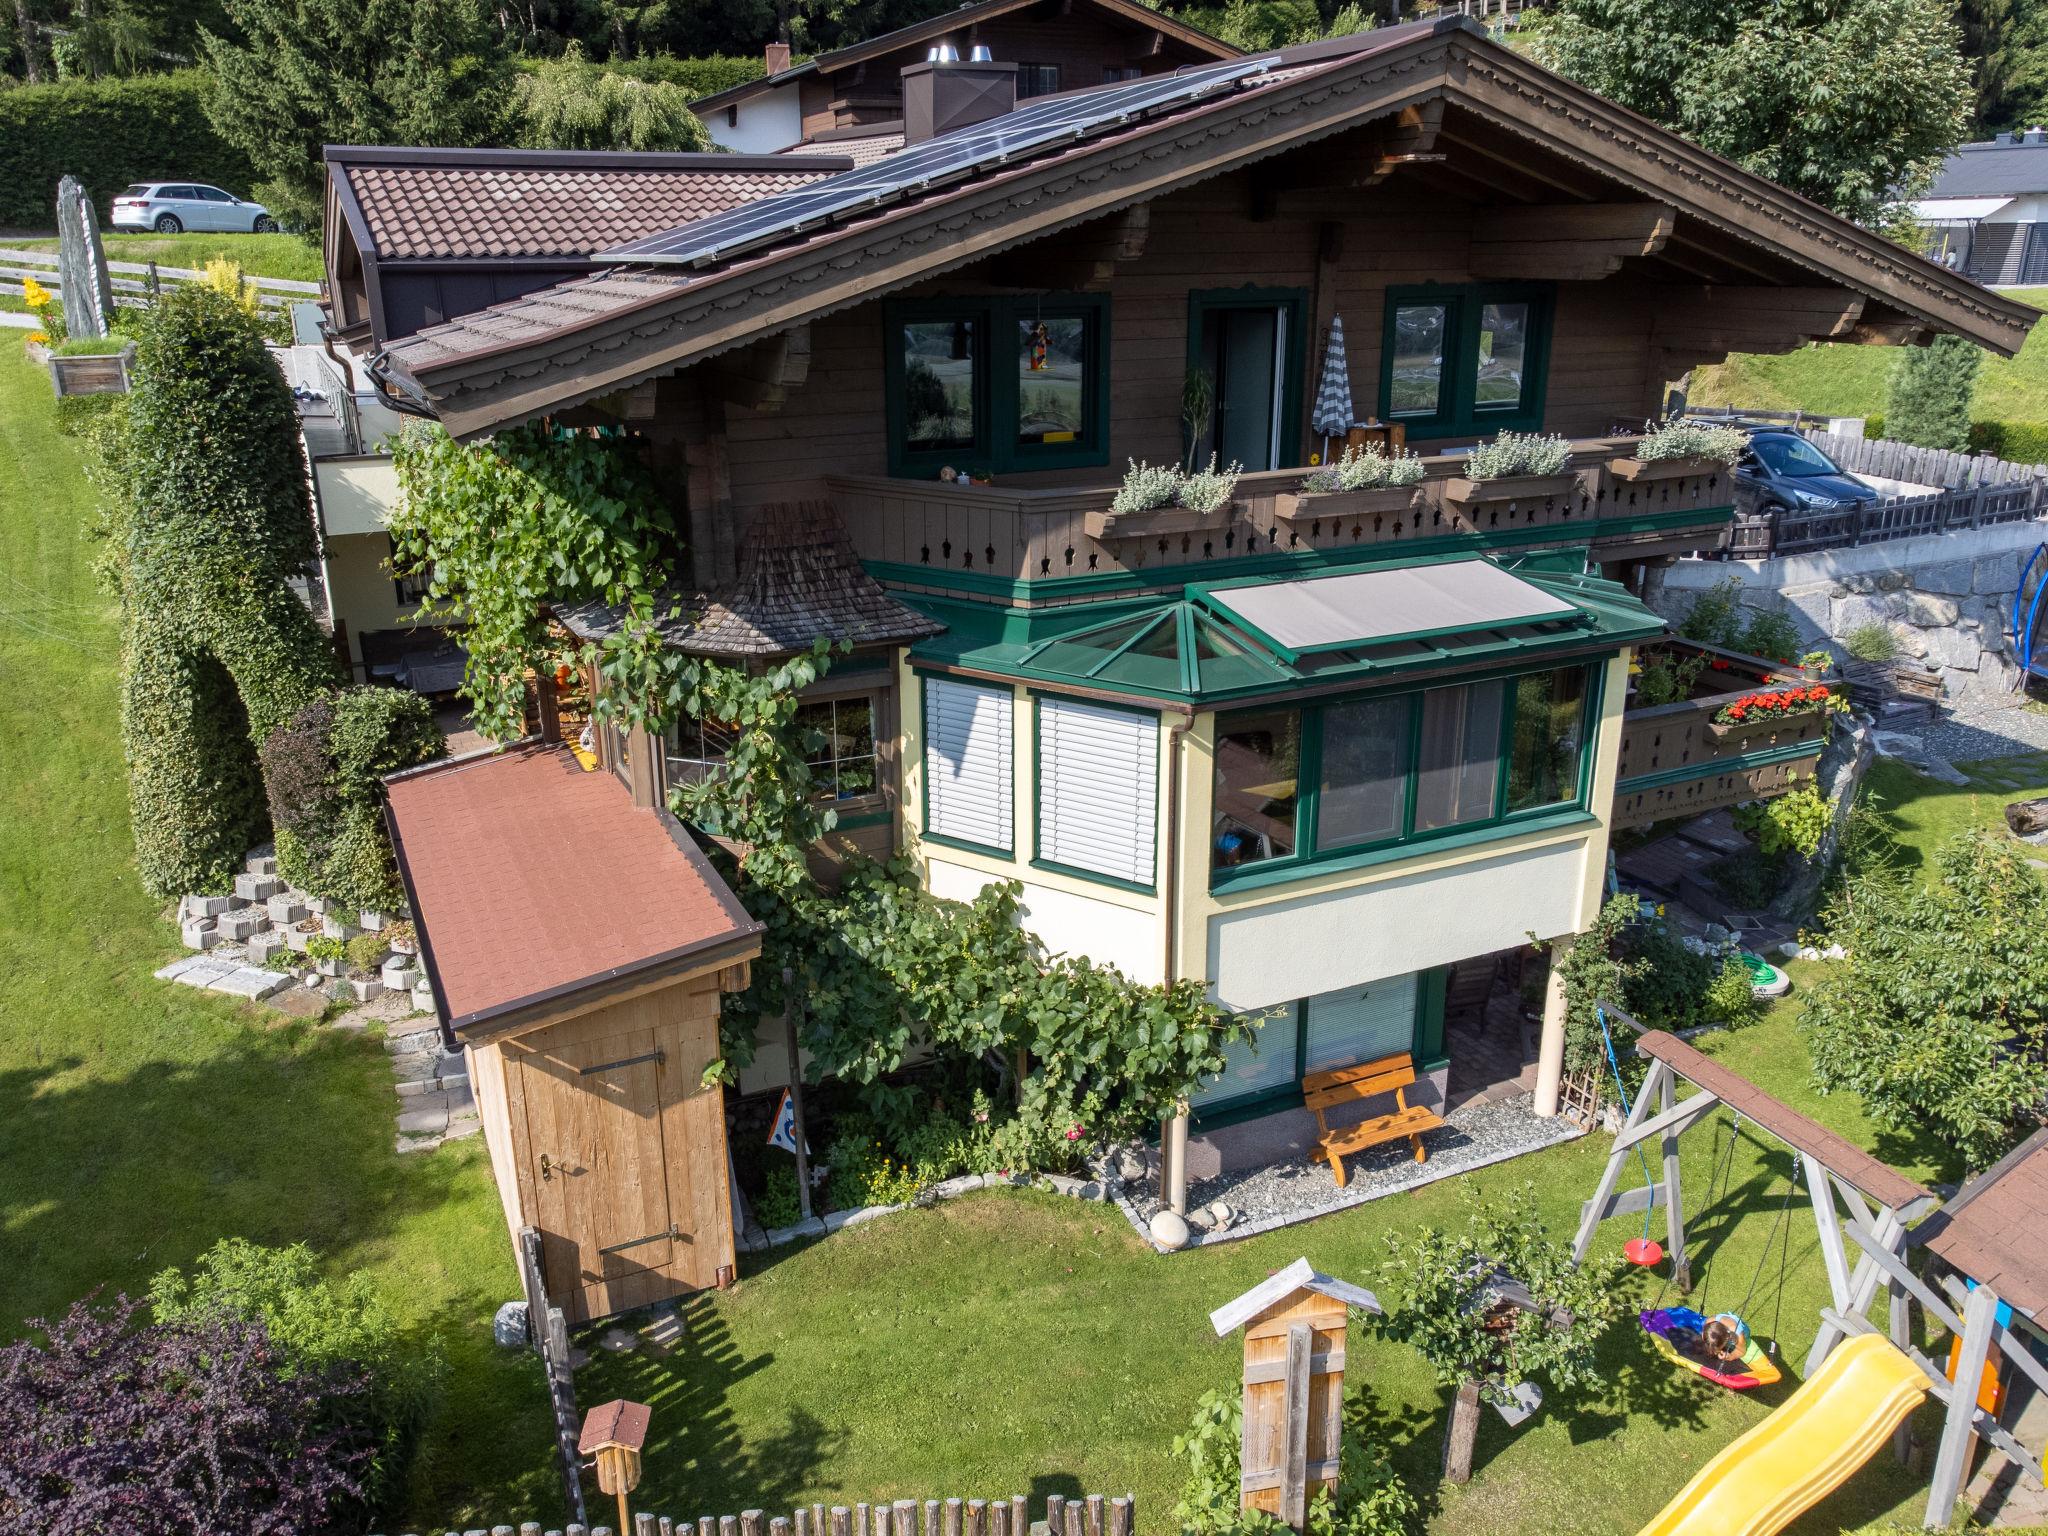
[1637,1333,1928,1536]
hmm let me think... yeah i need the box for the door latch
[539,1153,556,1182]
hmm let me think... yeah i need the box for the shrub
[1845,622,1897,662]
[1740,608,1802,664]
[345,933,389,974]
[151,1239,442,1518]
[1885,333,1982,452]
[0,1292,369,1535]
[1703,955,1763,1029]
[1177,454,1242,515]
[1109,458,1183,515]
[1802,832,2048,1168]
[1632,647,1706,708]
[1676,576,1803,661]
[1620,916,1716,1031]
[513,46,712,151]
[1735,776,1834,859]
[1549,894,1642,1075]
[754,1162,804,1229]
[1465,430,1572,479]
[1303,444,1425,493]
[0,69,255,228]
[1971,419,2048,465]
[565,54,766,96]
[1634,418,1747,464]
[261,695,339,842]
[1172,1384,1419,1536]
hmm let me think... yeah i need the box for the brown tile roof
[1911,1127,2048,1320]
[342,159,843,261]
[555,500,945,658]
[780,131,904,167]
[385,741,761,1038]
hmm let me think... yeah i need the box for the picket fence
[374,1492,1135,1536]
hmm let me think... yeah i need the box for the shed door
[508,1007,716,1323]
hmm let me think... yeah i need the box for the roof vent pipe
[969,44,994,61]
[901,55,1018,143]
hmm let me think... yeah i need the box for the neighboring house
[693,0,1239,154]
[337,19,2035,1256]
[1915,127,2048,286]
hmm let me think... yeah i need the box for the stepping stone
[173,958,239,989]
[155,954,208,982]
[386,1026,442,1056]
[389,1050,442,1084]
[180,920,219,951]
[234,874,283,902]
[442,1113,481,1142]
[210,967,292,1001]
[397,1096,451,1137]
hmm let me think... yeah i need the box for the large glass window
[1379,284,1550,438]
[667,713,738,791]
[796,695,878,801]
[1414,681,1505,832]
[1212,708,1301,869]
[1316,695,1409,850]
[1193,974,1421,1110]
[886,296,1107,475]
[1506,667,1585,813]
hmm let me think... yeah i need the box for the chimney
[2026,126,2048,145]
[764,40,791,75]
[900,53,1018,143]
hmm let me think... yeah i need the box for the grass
[0,231,322,285]
[1851,752,2048,879]
[1692,285,2048,425]
[0,334,2024,1534]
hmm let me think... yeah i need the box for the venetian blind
[1037,697,1158,885]
[923,678,1013,851]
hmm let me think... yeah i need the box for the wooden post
[1444,1380,1483,1484]
[1279,1321,1313,1528]
[1888,1276,1916,1466]
[1801,1154,1857,1374]
[1570,1058,1668,1266]
[782,969,813,1222]
[1927,1285,2000,1526]
[1659,1069,1690,1292]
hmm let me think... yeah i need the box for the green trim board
[1377,281,1554,439]
[1612,733,1824,795]
[861,502,1736,603]
[1205,808,1601,896]
[883,293,1111,479]
[1206,659,1604,891]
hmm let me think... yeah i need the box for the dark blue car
[1731,428,1876,517]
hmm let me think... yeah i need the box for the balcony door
[1189,288,1306,472]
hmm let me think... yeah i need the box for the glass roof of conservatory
[902,555,1666,705]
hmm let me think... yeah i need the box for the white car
[110,182,278,235]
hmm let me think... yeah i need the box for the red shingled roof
[386,742,761,1037]
[345,161,840,261]
[1912,1127,2048,1321]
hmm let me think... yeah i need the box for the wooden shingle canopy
[1910,1126,2048,1321]
[1633,1030,1933,1215]
[370,17,2039,438]
[384,741,763,1043]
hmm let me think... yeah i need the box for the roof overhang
[382,18,2041,438]
[1910,195,2016,222]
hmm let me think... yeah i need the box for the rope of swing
[1694,1114,1802,1358]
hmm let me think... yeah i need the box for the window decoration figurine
[1028,318,1049,371]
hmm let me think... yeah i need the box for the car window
[1750,434,1842,479]
[196,187,234,202]
[120,184,153,198]
[165,186,199,200]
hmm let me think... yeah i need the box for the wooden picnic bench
[1301,1053,1444,1188]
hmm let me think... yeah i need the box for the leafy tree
[0,1293,369,1535]
[513,42,710,150]
[199,0,513,236]
[1961,0,2048,133]
[1172,0,1368,49]
[150,1239,444,1518]
[1376,1186,1624,1483]
[1526,0,1973,225]
[1803,831,2048,1168]
[1885,333,1984,451]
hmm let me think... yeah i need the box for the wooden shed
[387,741,764,1324]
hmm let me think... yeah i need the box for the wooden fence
[0,243,316,313]
[373,1491,1135,1536]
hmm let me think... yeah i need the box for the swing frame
[1572,1007,2048,1529]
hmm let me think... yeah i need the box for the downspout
[1158,710,1193,1218]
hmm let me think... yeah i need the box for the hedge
[1864,414,2048,468]
[0,69,255,229]
[518,53,766,99]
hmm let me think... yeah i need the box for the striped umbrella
[1311,314,1353,459]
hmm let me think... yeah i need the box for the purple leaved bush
[0,1293,372,1536]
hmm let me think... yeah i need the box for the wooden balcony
[1612,640,1830,830]
[827,437,1733,598]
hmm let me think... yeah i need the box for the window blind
[923,678,1013,852]
[1037,697,1158,885]
[1301,972,1419,1075]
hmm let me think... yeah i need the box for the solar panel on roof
[599,57,1273,269]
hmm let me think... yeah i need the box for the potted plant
[45,334,138,398]
[1274,444,1427,522]
[285,916,322,953]
[1610,418,1746,483]
[305,935,348,978]
[1440,431,1579,518]
[383,919,418,958]
[1085,455,1242,539]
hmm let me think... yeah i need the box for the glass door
[1189,289,1305,473]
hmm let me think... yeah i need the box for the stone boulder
[2007,797,2048,840]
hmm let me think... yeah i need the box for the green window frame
[1377,282,1553,440]
[883,293,1111,478]
[1209,658,1603,891]
[1030,691,1161,894]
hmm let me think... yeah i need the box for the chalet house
[343,18,2035,1245]
[690,0,1240,155]
[1916,127,2048,286]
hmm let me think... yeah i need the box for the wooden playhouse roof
[1910,1127,2048,1320]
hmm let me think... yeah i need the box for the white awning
[1203,558,1577,658]
[1911,196,2014,222]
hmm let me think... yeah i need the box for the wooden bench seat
[1302,1054,1444,1188]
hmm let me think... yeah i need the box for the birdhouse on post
[1209,1259,1381,1533]
[578,1398,651,1534]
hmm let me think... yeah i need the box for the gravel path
[1924,697,2048,764]
[1120,1093,1581,1250]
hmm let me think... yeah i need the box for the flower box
[1608,454,1730,483]
[1439,472,1579,511]
[1707,712,1814,745]
[1271,486,1419,523]
[45,341,136,398]
[1084,501,1236,540]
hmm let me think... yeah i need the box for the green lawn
[1,231,322,285]
[1692,285,2048,426]
[0,335,2019,1534]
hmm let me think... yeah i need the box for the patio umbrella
[1311,314,1353,462]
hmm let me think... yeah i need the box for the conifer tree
[1885,334,1983,452]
